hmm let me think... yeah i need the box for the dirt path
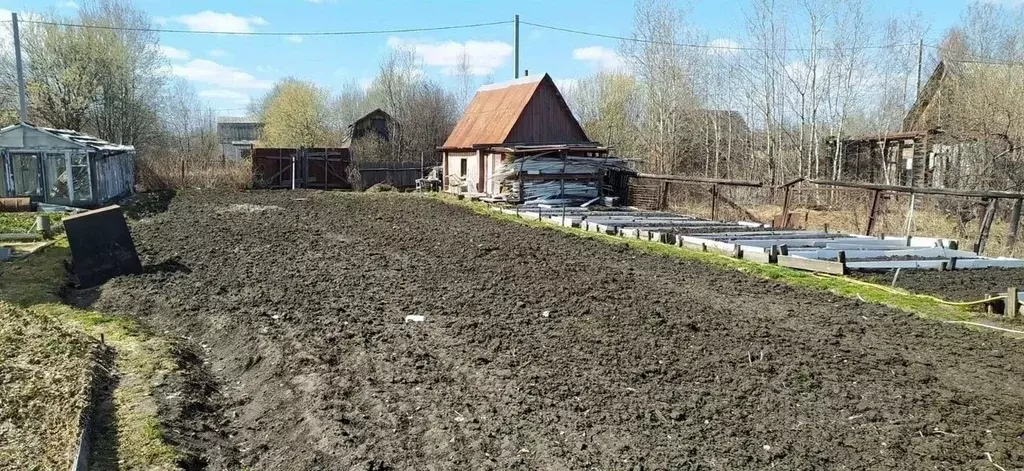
[89,190,1024,470]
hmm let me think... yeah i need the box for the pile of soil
[88,190,1024,469]
[366,183,397,192]
[118,190,176,219]
[855,268,1024,302]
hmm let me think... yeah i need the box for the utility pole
[13,12,28,123]
[514,14,520,79]
[916,39,923,95]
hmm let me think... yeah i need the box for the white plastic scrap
[404,315,426,323]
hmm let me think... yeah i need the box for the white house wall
[444,151,477,193]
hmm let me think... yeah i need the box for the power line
[5,19,512,36]
[921,43,1024,65]
[522,20,918,52]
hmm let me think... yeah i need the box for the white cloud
[199,89,251,105]
[555,78,579,93]
[174,11,268,33]
[358,77,373,91]
[285,35,303,44]
[172,59,272,90]
[160,45,190,60]
[208,49,228,58]
[153,16,169,26]
[572,46,624,71]
[386,36,513,76]
[58,1,79,9]
[707,38,741,55]
[256,65,277,74]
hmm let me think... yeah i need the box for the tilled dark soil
[855,268,1024,302]
[89,190,1024,470]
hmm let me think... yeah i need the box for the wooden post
[837,250,848,275]
[710,184,718,220]
[976,198,999,255]
[948,257,957,271]
[780,185,791,228]
[865,189,882,236]
[660,180,670,210]
[779,244,789,256]
[1005,287,1018,320]
[1008,198,1023,247]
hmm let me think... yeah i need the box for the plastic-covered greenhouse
[0,123,135,207]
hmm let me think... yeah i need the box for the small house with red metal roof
[440,73,609,196]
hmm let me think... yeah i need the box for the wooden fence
[356,161,426,189]
[252,148,351,189]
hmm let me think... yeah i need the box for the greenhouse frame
[0,123,135,207]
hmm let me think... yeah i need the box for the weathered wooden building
[440,73,598,195]
[217,117,263,160]
[0,123,134,207]
[343,108,399,147]
[828,59,1024,188]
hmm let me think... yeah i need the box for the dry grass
[0,301,94,470]
[0,241,180,469]
[138,157,251,191]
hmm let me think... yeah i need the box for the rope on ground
[813,273,1006,306]
[942,321,1024,336]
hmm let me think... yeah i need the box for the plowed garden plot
[84,190,1024,470]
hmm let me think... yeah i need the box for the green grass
[0,240,181,470]
[0,212,64,234]
[436,194,974,323]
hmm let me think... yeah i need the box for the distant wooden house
[343,109,399,148]
[440,73,600,195]
[217,117,263,160]
[827,59,1024,187]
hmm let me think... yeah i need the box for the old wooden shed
[343,108,399,147]
[0,123,135,207]
[440,73,596,194]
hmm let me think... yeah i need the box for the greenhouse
[0,123,135,207]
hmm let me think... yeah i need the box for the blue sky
[2,0,977,114]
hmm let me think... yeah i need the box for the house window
[460,158,467,177]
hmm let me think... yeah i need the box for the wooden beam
[714,191,762,223]
[865,189,882,236]
[637,173,763,187]
[976,198,998,255]
[777,255,846,275]
[1006,287,1018,320]
[776,177,805,189]
[710,184,718,220]
[1008,198,1023,247]
[808,179,1024,199]
[660,180,670,210]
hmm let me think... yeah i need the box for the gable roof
[0,122,134,152]
[903,59,1024,131]
[348,108,396,130]
[441,74,588,150]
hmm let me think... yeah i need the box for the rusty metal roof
[442,74,579,150]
